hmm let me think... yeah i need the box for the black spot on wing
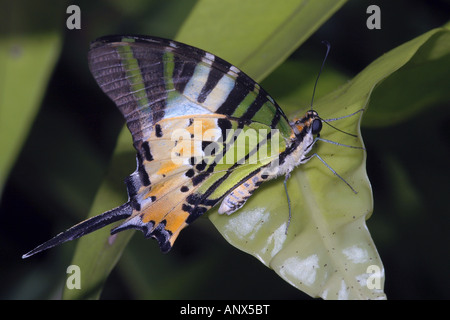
[137,155,151,187]
[185,206,208,224]
[141,141,153,161]
[192,172,209,186]
[185,169,195,178]
[195,160,207,172]
[155,124,163,138]
[217,118,232,141]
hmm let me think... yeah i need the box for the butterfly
[23,35,362,258]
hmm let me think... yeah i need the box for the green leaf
[261,59,349,112]
[362,23,450,127]
[0,1,63,197]
[176,0,348,81]
[210,25,450,299]
[63,0,347,299]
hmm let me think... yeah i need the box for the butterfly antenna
[284,41,331,235]
[321,120,358,138]
[310,40,331,110]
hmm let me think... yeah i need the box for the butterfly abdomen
[218,170,270,215]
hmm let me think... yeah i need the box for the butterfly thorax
[261,110,322,178]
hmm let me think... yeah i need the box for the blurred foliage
[0,0,449,300]
[0,1,64,197]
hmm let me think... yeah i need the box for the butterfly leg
[218,171,269,215]
[284,174,292,234]
[306,153,358,194]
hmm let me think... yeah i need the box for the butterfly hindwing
[113,112,287,251]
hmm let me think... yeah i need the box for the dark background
[1,0,449,299]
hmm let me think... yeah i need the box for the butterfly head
[291,110,322,138]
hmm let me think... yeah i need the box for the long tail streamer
[22,203,133,259]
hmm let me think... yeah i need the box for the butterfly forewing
[88,36,293,143]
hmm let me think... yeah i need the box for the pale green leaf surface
[63,1,345,299]
[210,26,450,299]
[261,59,349,111]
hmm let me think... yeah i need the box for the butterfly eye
[311,119,322,135]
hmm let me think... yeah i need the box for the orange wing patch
[113,115,227,252]
[156,159,182,176]
[143,115,225,186]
